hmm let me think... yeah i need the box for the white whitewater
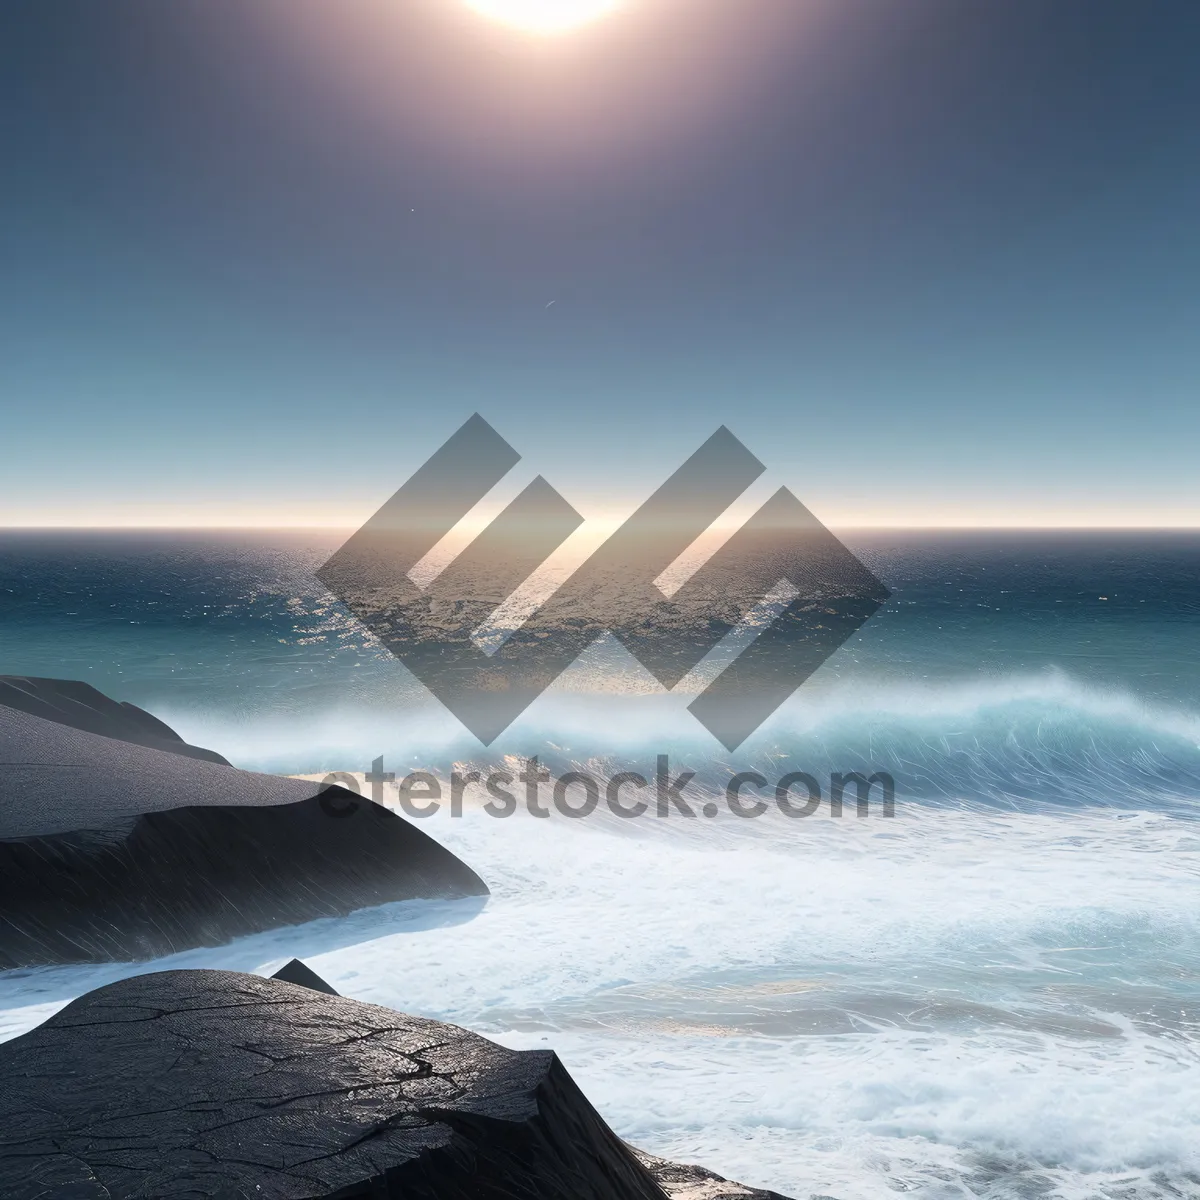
[2,772,1198,1198]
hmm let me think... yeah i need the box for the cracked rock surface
[260,961,793,1200]
[0,969,669,1199]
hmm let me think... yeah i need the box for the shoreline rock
[0,689,487,969]
[262,961,794,1199]
[1,786,487,969]
[0,675,231,765]
[633,1150,795,1200]
[0,968,793,1200]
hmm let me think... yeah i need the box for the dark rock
[271,957,341,995]
[1,702,326,841]
[0,969,670,1199]
[0,706,488,969]
[0,675,230,764]
[633,1150,795,1199]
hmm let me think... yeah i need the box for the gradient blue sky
[3,0,1198,527]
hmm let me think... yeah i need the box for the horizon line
[2,523,1198,533]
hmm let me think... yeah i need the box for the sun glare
[464,0,622,35]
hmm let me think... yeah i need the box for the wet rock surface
[0,969,666,1199]
[0,968,793,1199]
[633,1150,795,1200]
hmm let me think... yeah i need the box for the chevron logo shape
[318,415,888,749]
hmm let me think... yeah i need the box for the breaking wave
[162,669,1200,817]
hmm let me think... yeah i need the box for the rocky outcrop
[0,969,661,1199]
[633,1151,795,1200]
[262,964,793,1199]
[0,675,230,764]
[0,699,487,969]
[0,969,792,1200]
[271,956,343,995]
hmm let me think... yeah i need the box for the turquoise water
[1,530,1198,1197]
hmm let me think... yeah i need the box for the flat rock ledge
[0,968,794,1200]
[0,694,487,969]
[0,787,487,970]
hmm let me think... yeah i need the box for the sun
[464,0,623,35]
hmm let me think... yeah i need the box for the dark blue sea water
[1,529,1198,1198]
[1,529,1197,801]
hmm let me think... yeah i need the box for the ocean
[1,528,1198,1199]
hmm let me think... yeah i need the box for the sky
[2,0,1198,528]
